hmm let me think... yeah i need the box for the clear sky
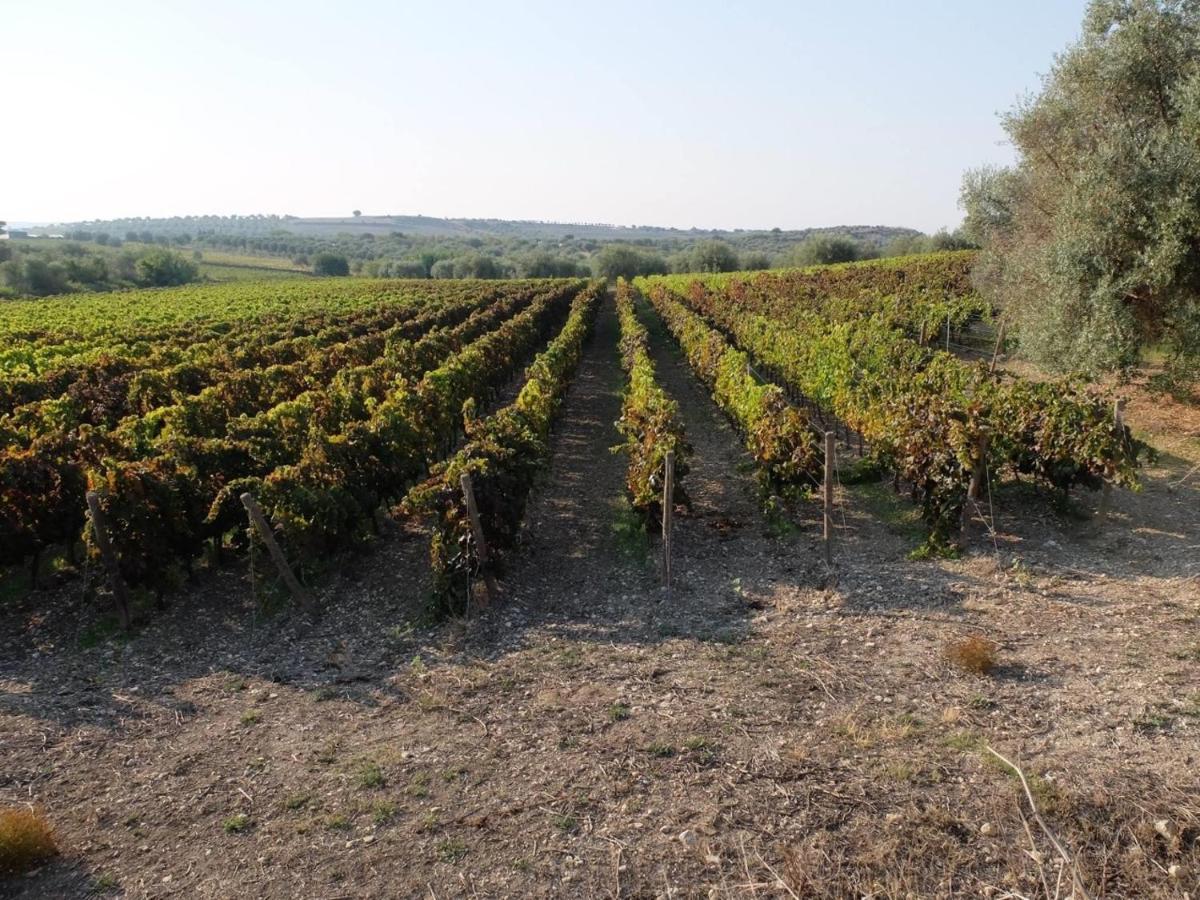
[3,0,1088,233]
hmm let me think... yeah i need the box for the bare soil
[2,296,1198,898]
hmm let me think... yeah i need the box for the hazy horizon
[5,213,927,234]
[6,0,1089,232]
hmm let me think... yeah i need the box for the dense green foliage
[640,254,1149,550]
[405,284,602,612]
[593,245,670,281]
[0,240,203,298]
[787,235,863,266]
[136,248,201,286]
[962,0,1200,390]
[311,252,351,276]
[614,279,690,519]
[0,277,591,597]
[689,240,741,273]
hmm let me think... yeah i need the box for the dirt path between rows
[2,294,1198,898]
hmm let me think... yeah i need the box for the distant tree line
[0,240,200,298]
[589,231,975,281]
[39,216,968,283]
[10,214,980,297]
[1,227,977,298]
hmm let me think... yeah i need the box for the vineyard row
[635,271,1146,549]
[0,281,594,600]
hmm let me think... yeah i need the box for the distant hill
[42,214,921,251]
[275,215,918,247]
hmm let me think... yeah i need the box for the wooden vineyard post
[962,429,991,533]
[823,431,835,566]
[988,318,1007,374]
[661,451,675,598]
[945,316,951,352]
[1096,399,1126,527]
[240,493,315,612]
[85,491,131,631]
[459,473,499,606]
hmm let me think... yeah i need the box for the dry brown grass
[0,807,58,875]
[780,780,1200,899]
[944,634,999,675]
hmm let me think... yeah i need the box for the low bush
[0,807,57,875]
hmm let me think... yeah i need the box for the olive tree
[788,235,862,267]
[312,252,351,276]
[592,245,668,281]
[691,240,739,273]
[136,249,200,287]
[962,0,1200,389]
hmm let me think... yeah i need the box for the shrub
[312,252,350,277]
[944,635,999,675]
[0,807,58,875]
[136,248,200,287]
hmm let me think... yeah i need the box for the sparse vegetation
[284,793,311,811]
[372,802,397,826]
[93,872,118,891]
[404,772,430,798]
[550,813,578,833]
[222,814,253,834]
[436,838,468,862]
[356,762,386,790]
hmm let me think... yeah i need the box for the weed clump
[356,762,386,790]
[0,808,57,875]
[222,813,252,834]
[945,635,998,675]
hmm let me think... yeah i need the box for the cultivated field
[1,258,1197,898]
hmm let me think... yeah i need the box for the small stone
[1154,819,1179,840]
[1168,864,1183,879]
[678,829,698,846]
[980,822,994,836]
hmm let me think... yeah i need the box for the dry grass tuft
[0,807,58,875]
[945,635,999,675]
